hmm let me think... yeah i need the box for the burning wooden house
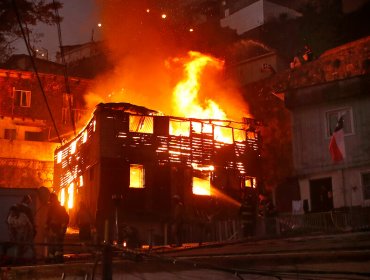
[53,102,262,245]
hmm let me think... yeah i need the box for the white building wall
[299,179,310,208]
[228,52,278,85]
[263,1,301,22]
[220,0,301,35]
[220,0,264,35]
[65,46,92,64]
[299,167,370,212]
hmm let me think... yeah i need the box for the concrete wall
[228,52,283,85]
[221,0,264,35]
[299,166,370,210]
[220,0,301,35]
[0,139,57,161]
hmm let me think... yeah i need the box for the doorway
[309,177,333,212]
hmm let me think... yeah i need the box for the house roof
[3,54,65,75]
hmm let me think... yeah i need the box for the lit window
[191,122,213,134]
[60,188,66,206]
[83,130,88,143]
[234,129,246,142]
[169,119,190,136]
[193,174,211,196]
[326,108,353,137]
[70,141,76,154]
[129,115,153,133]
[57,151,62,163]
[191,121,202,134]
[13,89,31,107]
[214,126,233,144]
[130,164,145,188]
[362,172,370,200]
[245,177,256,188]
[202,123,213,134]
[68,183,74,209]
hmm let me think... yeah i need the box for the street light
[91,23,102,41]
[35,47,48,60]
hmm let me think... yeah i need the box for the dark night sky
[12,0,101,60]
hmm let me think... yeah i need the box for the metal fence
[181,207,370,244]
[276,208,370,236]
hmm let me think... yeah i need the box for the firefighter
[17,195,36,237]
[45,193,69,263]
[239,191,257,238]
[170,195,184,247]
[6,203,34,263]
[77,202,92,242]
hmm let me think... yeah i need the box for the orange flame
[172,51,226,120]
[171,51,233,143]
[83,51,249,143]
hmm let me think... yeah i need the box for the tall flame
[84,51,250,144]
[172,51,227,121]
[171,51,233,143]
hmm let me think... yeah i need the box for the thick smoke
[83,0,250,126]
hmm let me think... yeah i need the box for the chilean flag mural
[329,116,346,162]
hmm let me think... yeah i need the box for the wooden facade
[53,103,262,245]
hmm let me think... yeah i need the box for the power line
[12,0,63,145]
[53,0,76,136]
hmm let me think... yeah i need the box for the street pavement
[2,231,370,279]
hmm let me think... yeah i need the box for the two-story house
[262,36,370,212]
[0,68,91,189]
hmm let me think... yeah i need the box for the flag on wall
[329,116,346,162]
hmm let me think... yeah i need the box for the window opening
[362,172,370,200]
[4,129,16,140]
[13,89,31,107]
[130,164,145,188]
[129,115,153,133]
[245,176,256,188]
[25,131,43,141]
[326,108,353,137]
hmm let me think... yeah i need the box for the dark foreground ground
[2,231,370,279]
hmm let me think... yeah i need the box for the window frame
[13,88,31,107]
[245,176,257,188]
[129,164,145,189]
[24,131,43,141]
[192,168,212,196]
[129,115,154,133]
[325,107,354,138]
[4,128,16,140]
